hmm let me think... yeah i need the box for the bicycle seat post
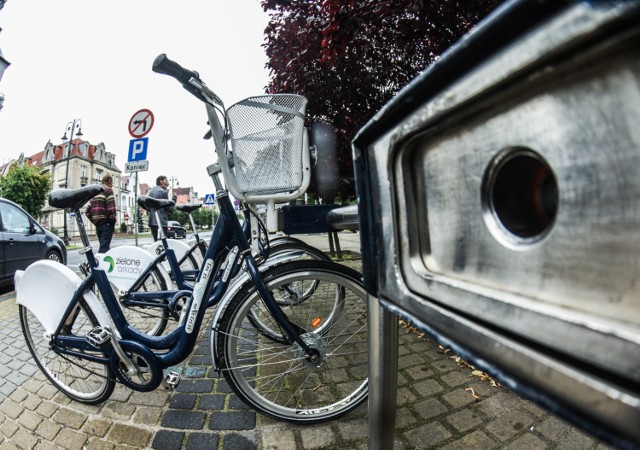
[187,212,198,240]
[74,207,98,265]
[154,209,167,241]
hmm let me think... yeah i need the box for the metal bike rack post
[367,295,398,450]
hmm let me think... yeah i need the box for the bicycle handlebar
[152,54,197,84]
[151,53,310,231]
[153,53,224,107]
[152,53,207,102]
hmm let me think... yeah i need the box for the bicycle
[96,193,332,337]
[15,54,368,423]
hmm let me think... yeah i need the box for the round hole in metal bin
[482,147,558,248]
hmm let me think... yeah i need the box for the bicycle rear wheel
[20,300,115,404]
[215,260,368,423]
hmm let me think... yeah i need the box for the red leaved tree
[262,0,503,201]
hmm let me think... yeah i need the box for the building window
[80,165,88,186]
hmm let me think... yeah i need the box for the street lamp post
[169,176,179,201]
[61,119,83,245]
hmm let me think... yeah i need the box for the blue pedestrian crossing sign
[204,193,215,204]
[128,138,149,162]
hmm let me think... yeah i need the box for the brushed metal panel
[391,16,640,382]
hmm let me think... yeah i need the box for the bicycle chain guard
[109,340,163,392]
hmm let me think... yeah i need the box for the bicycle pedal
[162,371,181,390]
[85,326,112,348]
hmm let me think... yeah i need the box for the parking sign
[128,138,148,162]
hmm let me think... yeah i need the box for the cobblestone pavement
[0,232,614,449]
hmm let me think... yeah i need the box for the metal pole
[169,176,179,197]
[368,295,399,450]
[62,119,82,246]
[134,171,139,247]
[62,150,71,245]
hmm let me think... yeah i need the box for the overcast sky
[0,0,270,197]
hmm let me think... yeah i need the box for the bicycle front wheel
[20,300,115,404]
[215,260,368,423]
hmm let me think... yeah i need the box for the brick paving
[0,232,616,449]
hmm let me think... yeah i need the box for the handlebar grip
[152,53,200,86]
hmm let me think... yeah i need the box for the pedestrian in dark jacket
[86,174,117,253]
[148,175,176,241]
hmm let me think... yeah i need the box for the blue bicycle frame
[56,188,310,371]
[117,204,254,314]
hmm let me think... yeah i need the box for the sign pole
[134,171,139,247]
[126,107,154,247]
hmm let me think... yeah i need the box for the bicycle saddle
[176,204,202,214]
[49,185,104,210]
[138,195,175,211]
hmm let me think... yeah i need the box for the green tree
[168,209,187,225]
[136,205,146,232]
[262,0,503,200]
[0,164,51,218]
[193,207,213,230]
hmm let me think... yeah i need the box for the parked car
[165,220,187,239]
[0,198,67,288]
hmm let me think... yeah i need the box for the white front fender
[15,260,111,335]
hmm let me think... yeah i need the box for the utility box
[280,204,340,234]
[354,0,640,447]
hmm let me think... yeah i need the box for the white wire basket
[226,94,308,196]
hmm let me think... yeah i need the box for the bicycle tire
[215,260,368,423]
[265,238,331,262]
[20,300,116,404]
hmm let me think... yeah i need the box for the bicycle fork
[242,254,321,363]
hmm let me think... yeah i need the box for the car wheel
[46,250,62,263]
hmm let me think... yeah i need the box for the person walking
[148,175,176,241]
[86,174,117,253]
